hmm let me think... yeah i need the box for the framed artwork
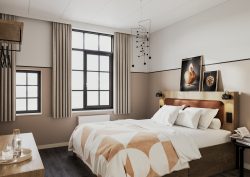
[202,70,218,91]
[180,56,203,91]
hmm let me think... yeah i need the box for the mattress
[170,125,231,148]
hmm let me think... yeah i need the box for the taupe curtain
[0,14,16,122]
[52,22,72,118]
[114,32,131,114]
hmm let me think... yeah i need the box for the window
[72,30,113,111]
[16,71,41,114]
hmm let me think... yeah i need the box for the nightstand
[232,139,250,177]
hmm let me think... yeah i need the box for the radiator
[78,115,110,125]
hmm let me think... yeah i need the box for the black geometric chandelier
[131,19,151,67]
[131,0,151,67]
[0,45,11,67]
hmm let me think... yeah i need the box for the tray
[0,148,32,165]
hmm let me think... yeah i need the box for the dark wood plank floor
[39,147,250,177]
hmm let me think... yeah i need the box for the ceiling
[0,0,228,32]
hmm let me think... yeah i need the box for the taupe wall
[0,67,148,145]
[0,16,149,145]
[147,60,250,165]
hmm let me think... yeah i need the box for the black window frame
[16,70,41,114]
[72,29,113,111]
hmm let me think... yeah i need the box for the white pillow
[194,108,219,129]
[209,118,221,130]
[175,108,202,129]
[151,105,182,126]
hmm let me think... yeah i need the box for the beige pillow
[175,108,202,129]
[209,118,221,130]
[151,105,182,126]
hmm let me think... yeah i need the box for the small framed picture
[180,56,203,91]
[202,70,218,91]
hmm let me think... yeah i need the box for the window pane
[100,56,109,72]
[28,98,38,111]
[72,31,83,49]
[85,33,98,50]
[72,91,83,109]
[87,91,98,106]
[87,72,98,90]
[100,73,109,90]
[100,91,109,105]
[16,72,26,85]
[100,36,111,52]
[28,73,38,85]
[28,86,38,97]
[16,99,26,111]
[72,71,84,90]
[16,86,26,97]
[87,54,98,71]
[72,51,83,70]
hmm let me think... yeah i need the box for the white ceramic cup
[2,145,14,160]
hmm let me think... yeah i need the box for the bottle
[12,129,22,157]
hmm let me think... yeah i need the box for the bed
[69,92,238,177]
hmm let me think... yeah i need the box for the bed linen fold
[69,119,201,177]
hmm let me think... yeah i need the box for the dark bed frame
[164,143,235,177]
[163,98,235,177]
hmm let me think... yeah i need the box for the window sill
[16,112,42,117]
[72,109,113,114]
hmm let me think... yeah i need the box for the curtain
[114,32,131,114]
[52,22,72,118]
[0,13,16,122]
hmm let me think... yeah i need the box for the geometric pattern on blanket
[81,126,179,177]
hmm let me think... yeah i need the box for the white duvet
[69,119,201,177]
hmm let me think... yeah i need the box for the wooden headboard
[162,91,239,132]
[165,98,224,125]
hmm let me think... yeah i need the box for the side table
[0,133,44,177]
[232,139,250,177]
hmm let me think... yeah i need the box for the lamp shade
[0,20,23,44]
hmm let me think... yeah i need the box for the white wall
[16,17,52,67]
[148,0,250,166]
[149,0,250,72]
[16,17,144,72]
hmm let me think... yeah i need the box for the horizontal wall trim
[38,142,68,149]
[136,58,250,74]
[16,65,52,69]
[17,58,250,73]
[131,72,149,74]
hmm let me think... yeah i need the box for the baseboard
[245,163,250,170]
[38,142,68,150]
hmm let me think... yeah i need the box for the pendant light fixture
[131,0,151,67]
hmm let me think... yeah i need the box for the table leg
[236,145,239,169]
[239,147,244,177]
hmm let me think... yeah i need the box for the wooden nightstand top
[0,133,44,177]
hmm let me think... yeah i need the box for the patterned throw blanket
[69,119,201,177]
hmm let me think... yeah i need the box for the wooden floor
[39,147,250,177]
